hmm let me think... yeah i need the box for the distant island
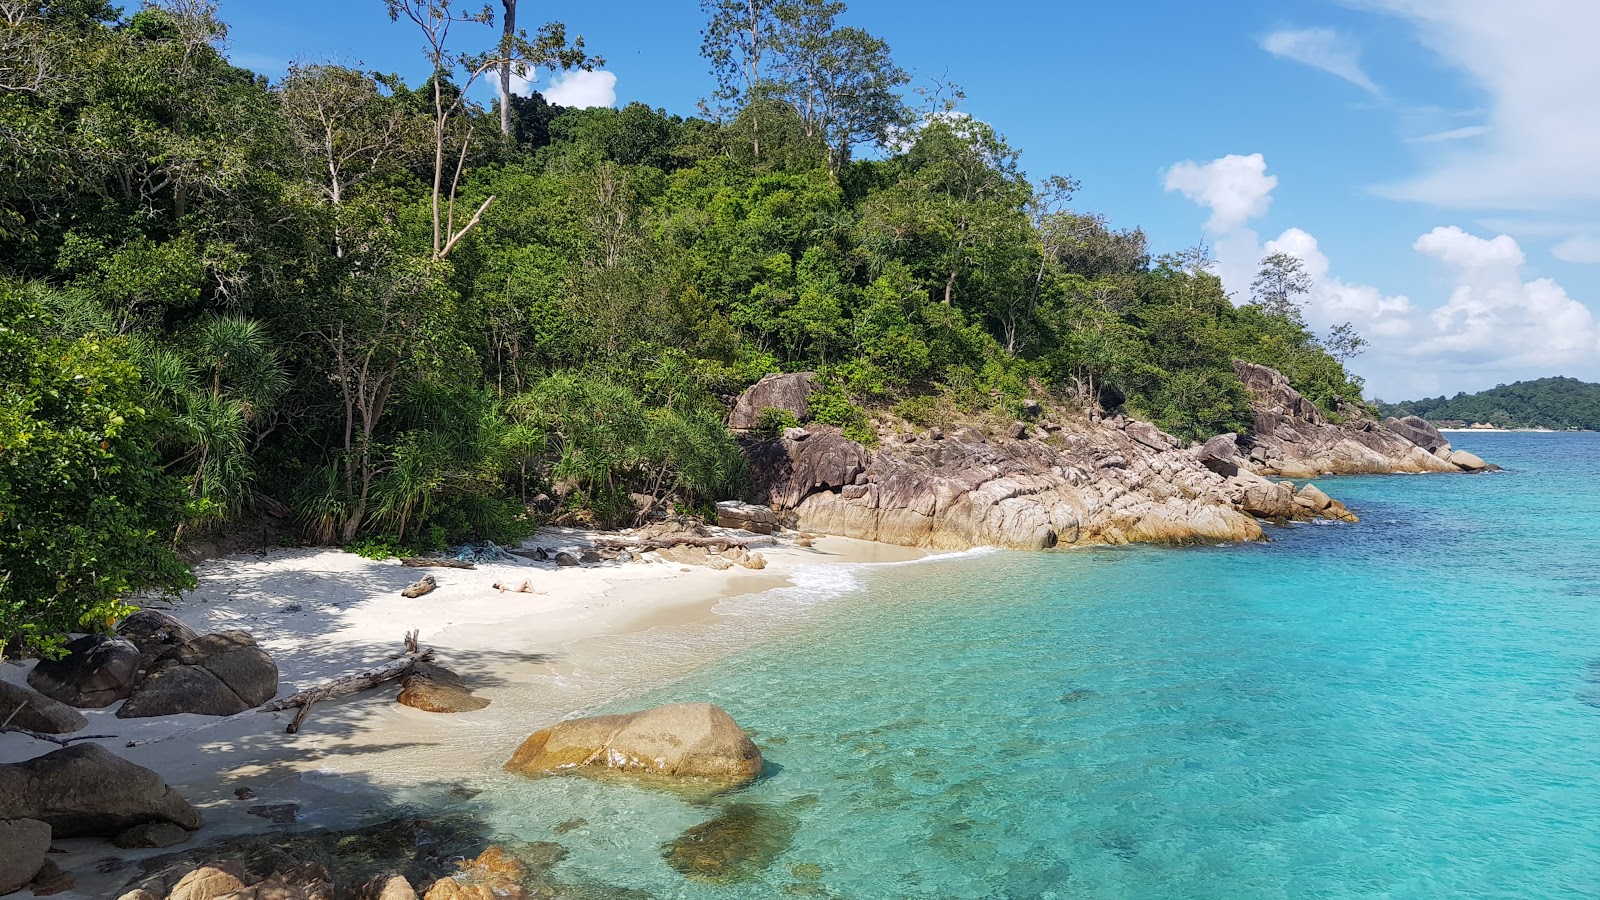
[1377,377,1600,431]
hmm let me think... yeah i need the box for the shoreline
[0,530,927,897]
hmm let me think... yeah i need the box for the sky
[216,0,1600,401]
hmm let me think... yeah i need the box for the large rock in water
[1383,415,1451,454]
[118,630,279,718]
[0,817,50,896]
[396,665,489,714]
[504,702,763,786]
[27,635,141,709]
[1232,360,1462,477]
[0,743,201,838]
[0,680,87,735]
[727,372,818,432]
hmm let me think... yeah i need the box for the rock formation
[0,743,201,840]
[1231,361,1469,476]
[118,630,279,719]
[27,635,141,708]
[396,665,489,714]
[117,610,203,677]
[0,680,87,735]
[0,817,50,895]
[504,702,764,786]
[727,372,818,432]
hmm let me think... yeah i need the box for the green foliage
[808,372,878,446]
[1379,377,1600,430]
[751,406,801,437]
[0,290,194,657]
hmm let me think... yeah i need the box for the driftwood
[0,702,115,747]
[399,557,476,570]
[127,631,433,746]
[264,631,434,733]
[593,535,753,552]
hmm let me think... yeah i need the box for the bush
[893,395,941,428]
[751,405,800,437]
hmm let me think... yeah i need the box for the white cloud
[1260,27,1379,93]
[1405,125,1488,143]
[1361,0,1600,212]
[1552,236,1600,264]
[1263,228,1417,340]
[509,68,617,109]
[1163,153,1278,233]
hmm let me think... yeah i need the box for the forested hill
[1,0,1367,652]
[1378,378,1600,430]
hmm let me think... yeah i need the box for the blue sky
[218,0,1600,400]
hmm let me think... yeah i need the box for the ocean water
[462,433,1600,898]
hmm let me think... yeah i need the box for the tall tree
[772,0,908,174]
[1250,250,1312,325]
[499,0,516,137]
[700,0,780,161]
[384,0,598,257]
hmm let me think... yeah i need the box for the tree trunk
[499,0,517,138]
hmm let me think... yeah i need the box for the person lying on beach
[493,579,539,594]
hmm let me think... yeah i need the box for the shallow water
[449,433,1600,898]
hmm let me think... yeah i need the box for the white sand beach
[0,530,923,896]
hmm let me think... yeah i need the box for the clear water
[464,433,1600,898]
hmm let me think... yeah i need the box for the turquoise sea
[461,433,1600,898]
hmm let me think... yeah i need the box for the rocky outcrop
[1383,415,1450,455]
[117,610,203,676]
[727,372,818,432]
[1232,361,1470,477]
[0,743,201,839]
[0,680,87,735]
[422,847,526,900]
[714,500,778,534]
[504,702,763,786]
[747,422,1265,551]
[27,635,141,708]
[0,817,50,896]
[118,630,279,719]
[396,665,489,714]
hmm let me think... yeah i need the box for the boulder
[26,635,141,709]
[1295,483,1333,512]
[422,847,525,900]
[0,817,50,896]
[505,702,763,786]
[113,821,192,849]
[117,610,203,674]
[26,860,72,897]
[0,743,201,837]
[168,863,248,900]
[1005,421,1028,440]
[1449,449,1491,471]
[728,372,819,432]
[745,425,869,510]
[1125,421,1176,451]
[655,546,734,570]
[0,680,87,735]
[553,551,580,567]
[715,501,778,535]
[361,875,418,900]
[1383,416,1451,454]
[1197,434,1243,477]
[1236,478,1297,520]
[397,665,489,714]
[118,631,279,719]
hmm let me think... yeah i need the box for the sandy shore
[0,528,924,896]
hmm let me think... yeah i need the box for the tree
[771,0,908,174]
[1250,251,1312,325]
[384,0,598,257]
[0,288,194,658]
[498,0,516,137]
[279,63,416,209]
[700,0,780,161]
[1323,321,1367,363]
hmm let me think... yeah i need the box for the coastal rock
[1196,434,1243,477]
[0,742,202,837]
[1233,361,1462,477]
[114,821,193,849]
[0,817,50,896]
[26,635,141,709]
[1383,416,1451,455]
[1295,483,1333,513]
[118,630,279,719]
[505,702,763,786]
[715,501,778,535]
[1125,421,1176,451]
[1235,476,1297,520]
[1448,449,1491,471]
[361,875,418,900]
[553,551,580,567]
[422,847,525,900]
[728,372,819,432]
[0,680,87,735]
[168,863,248,900]
[396,665,489,714]
[26,860,72,897]
[661,803,798,884]
[745,426,869,510]
[117,610,203,675]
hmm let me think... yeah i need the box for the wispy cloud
[1406,125,1489,143]
[1260,28,1379,93]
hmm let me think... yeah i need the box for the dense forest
[0,0,1366,653]
[1379,378,1600,430]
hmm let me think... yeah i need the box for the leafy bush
[751,406,800,437]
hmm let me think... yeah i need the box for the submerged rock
[397,665,489,714]
[661,803,799,884]
[504,702,764,786]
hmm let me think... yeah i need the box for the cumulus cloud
[508,68,617,109]
[1260,28,1379,93]
[1262,229,1417,341]
[1163,153,1277,233]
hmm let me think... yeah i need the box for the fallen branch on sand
[0,703,116,746]
[592,535,753,552]
[399,557,476,570]
[127,631,434,746]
